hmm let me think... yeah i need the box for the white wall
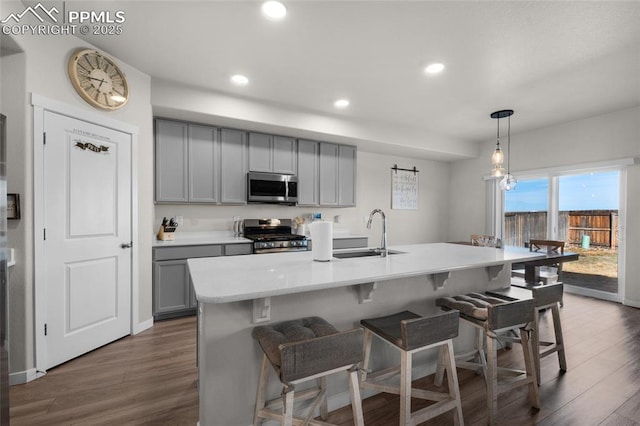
[156,150,450,246]
[0,1,154,377]
[448,106,640,306]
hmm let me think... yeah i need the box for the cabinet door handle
[121,242,133,249]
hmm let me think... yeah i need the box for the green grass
[564,245,618,278]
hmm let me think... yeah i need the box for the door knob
[121,242,133,249]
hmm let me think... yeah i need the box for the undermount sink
[332,249,405,259]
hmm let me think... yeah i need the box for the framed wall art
[7,193,20,220]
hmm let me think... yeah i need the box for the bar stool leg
[476,328,488,383]
[443,341,464,426]
[532,308,541,385]
[434,346,445,387]
[400,350,412,426]
[318,377,329,420]
[360,329,373,385]
[486,334,498,426]
[552,304,567,372]
[253,354,271,426]
[283,388,294,426]
[520,328,541,409]
[348,367,365,426]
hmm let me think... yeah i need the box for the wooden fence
[504,210,618,248]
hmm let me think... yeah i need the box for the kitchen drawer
[333,238,369,250]
[153,245,223,261]
[224,243,253,256]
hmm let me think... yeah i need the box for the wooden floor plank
[8,294,640,425]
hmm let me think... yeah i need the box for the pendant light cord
[506,115,511,174]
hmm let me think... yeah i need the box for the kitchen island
[188,243,546,426]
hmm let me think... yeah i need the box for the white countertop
[153,231,251,247]
[153,230,367,247]
[188,243,546,304]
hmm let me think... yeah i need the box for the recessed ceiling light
[230,74,249,86]
[424,63,445,74]
[262,1,287,19]
[334,99,350,109]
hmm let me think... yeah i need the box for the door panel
[43,111,131,369]
[67,257,117,332]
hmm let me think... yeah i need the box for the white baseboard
[9,368,41,386]
[134,317,154,335]
[623,298,640,308]
[564,285,621,303]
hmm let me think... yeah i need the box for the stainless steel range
[243,218,308,254]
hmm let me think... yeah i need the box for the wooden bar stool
[436,293,540,425]
[360,310,464,426]
[487,283,567,385]
[252,317,364,426]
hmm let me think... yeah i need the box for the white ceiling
[62,1,640,159]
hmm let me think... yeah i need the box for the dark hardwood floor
[9,293,640,425]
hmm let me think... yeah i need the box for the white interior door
[42,111,131,369]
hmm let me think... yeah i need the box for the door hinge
[43,132,46,145]
[43,228,46,240]
[44,324,47,336]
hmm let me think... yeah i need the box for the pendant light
[490,109,517,191]
[490,114,505,178]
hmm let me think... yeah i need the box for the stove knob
[268,242,276,248]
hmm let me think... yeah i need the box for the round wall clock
[68,49,129,111]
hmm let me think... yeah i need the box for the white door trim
[31,94,140,373]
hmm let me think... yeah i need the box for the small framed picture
[7,193,20,220]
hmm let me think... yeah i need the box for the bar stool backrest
[487,299,535,330]
[471,234,498,247]
[529,239,564,254]
[278,329,363,383]
[530,282,564,308]
[401,310,459,351]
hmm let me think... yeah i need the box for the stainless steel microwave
[247,172,298,205]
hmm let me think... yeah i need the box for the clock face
[68,49,129,111]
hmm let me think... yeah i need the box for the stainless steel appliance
[247,172,298,205]
[243,218,308,254]
[0,113,9,423]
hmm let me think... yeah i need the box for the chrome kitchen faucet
[367,209,388,257]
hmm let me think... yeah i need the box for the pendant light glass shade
[490,109,516,190]
[491,145,504,166]
[499,174,517,191]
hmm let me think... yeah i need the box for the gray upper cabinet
[319,142,340,206]
[297,139,320,206]
[189,124,219,203]
[220,128,248,204]
[156,118,354,206]
[155,120,189,202]
[337,145,357,206]
[155,119,219,203]
[301,141,357,207]
[249,132,297,174]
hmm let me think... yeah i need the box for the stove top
[243,218,308,253]
[245,233,306,242]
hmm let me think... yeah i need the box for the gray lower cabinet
[153,243,252,319]
[153,260,193,318]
